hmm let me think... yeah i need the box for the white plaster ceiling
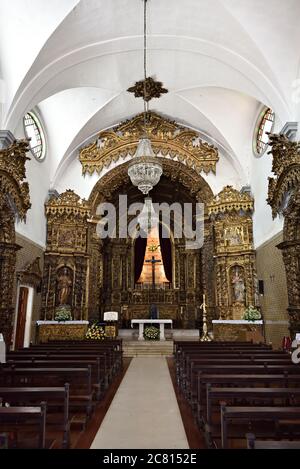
[1,0,300,246]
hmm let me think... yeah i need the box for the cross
[145,255,162,287]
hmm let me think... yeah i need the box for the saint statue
[149,303,159,320]
[57,267,72,305]
[231,267,245,303]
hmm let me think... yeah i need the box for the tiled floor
[90,357,189,449]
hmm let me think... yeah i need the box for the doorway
[15,286,34,349]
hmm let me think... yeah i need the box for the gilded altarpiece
[41,190,91,321]
[86,159,214,328]
[267,134,300,336]
[208,186,257,320]
[0,140,31,344]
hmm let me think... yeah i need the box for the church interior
[1,0,300,451]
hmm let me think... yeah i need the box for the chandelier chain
[143,0,148,124]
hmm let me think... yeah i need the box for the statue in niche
[225,226,243,246]
[56,267,73,305]
[231,266,245,303]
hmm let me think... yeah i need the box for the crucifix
[145,255,162,288]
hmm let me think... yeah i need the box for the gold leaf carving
[79,112,219,175]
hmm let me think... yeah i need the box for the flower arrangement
[54,306,72,322]
[243,305,261,322]
[86,322,106,340]
[143,325,160,340]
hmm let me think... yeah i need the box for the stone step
[123,340,174,357]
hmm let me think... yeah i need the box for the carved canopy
[46,189,90,221]
[17,257,42,289]
[267,133,300,218]
[79,112,219,176]
[45,190,91,255]
[208,186,254,216]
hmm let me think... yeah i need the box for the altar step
[122,341,174,357]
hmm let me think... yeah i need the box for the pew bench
[0,385,69,448]
[220,405,300,449]
[246,432,300,449]
[0,367,92,424]
[0,403,47,448]
[205,387,300,447]
[196,373,300,426]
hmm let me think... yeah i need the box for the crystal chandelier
[127,0,164,195]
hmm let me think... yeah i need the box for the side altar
[36,320,89,343]
[131,319,172,341]
[212,320,264,342]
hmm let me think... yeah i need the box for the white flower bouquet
[243,305,261,322]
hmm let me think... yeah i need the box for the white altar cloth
[212,320,263,324]
[131,319,173,341]
[36,320,89,325]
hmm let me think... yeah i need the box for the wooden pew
[0,403,46,448]
[0,367,92,424]
[220,405,300,449]
[246,432,300,449]
[196,373,300,425]
[187,357,291,384]
[184,364,299,406]
[7,352,114,385]
[8,349,122,380]
[4,358,105,400]
[176,350,289,385]
[0,385,69,448]
[206,387,300,447]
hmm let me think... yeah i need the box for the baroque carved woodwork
[267,133,300,218]
[0,139,31,345]
[41,190,91,321]
[208,186,257,320]
[85,160,214,327]
[37,323,88,343]
[17,256,42,289]
[79,112,219,176]
[267,133,300,336]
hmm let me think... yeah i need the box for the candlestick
[200,294,212,342]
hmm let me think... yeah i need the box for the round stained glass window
[254,107,275,156]
[23,111,46,161]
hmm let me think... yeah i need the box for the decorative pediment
[46,190,90,220]
[208,186,254,216]
[267,133,300,218]
[17,257,42,288]
[0,139,31,220]
[79,112,219,176]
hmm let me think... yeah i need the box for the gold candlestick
[200,293,212,342]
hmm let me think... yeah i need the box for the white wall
[14,111,51,247]
[250,114,285,248]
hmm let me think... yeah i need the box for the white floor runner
[90,357,189,449]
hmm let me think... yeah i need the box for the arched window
[254,107,275,156]
[23,111,46,161]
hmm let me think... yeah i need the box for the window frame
[253,107,275,157]
[23,111,46,162]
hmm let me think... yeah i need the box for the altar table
[212,320,263,342]
[36,320,89,343]
[131,319,173,341]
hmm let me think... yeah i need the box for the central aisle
[91,357,189,449]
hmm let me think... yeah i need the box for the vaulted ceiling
[1,0,299,246]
